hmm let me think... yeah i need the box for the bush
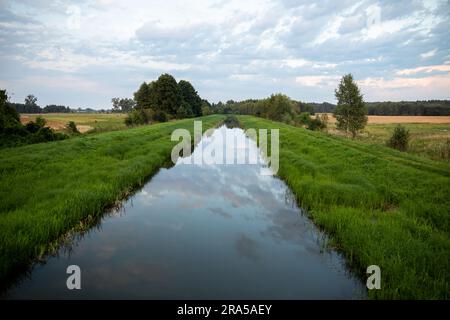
[297,112,311,126]
[125,109,150,126]
[307,116,327,131]
[153,110,168,122]
[388,125,410,151]
[66,121,79,134]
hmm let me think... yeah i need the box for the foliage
[128,73,207,126]
[297,112,311,126]
[307,116,327,131]
[66,121,80,134]
[334,74,368,138]
[43,105,71,113]
[111,98,136,113]
[387,125,410,151]
[178,80,202,116]
[0,90,68,148]
[24,94,38,106]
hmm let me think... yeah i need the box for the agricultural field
[322,114,450,161]
[20,113,128,133]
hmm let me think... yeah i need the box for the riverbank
[238,115,450,299]
[0,115,225,287]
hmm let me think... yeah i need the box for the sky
[0,0,449,109]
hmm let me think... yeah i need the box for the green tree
[176,101,194,119]
[111,97,136,113]
[178,80,202,116]
[153,74,182,115]
[266,94,293,121]
[201,100,212,115]
[0,90,21,133]
[25,94,38,106]
[334,74,367,138]
[388,125,410,151]
[133,82,152,109]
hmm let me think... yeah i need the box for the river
[4,124,366,299]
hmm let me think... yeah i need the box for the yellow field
[320,114,450,124]
[319,114,450,162]
[20,113,127,133]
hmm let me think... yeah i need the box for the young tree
[334,74,367,138]
[388,125,410,151]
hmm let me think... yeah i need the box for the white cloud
[0,0,449,106]
[420,49,437,59]
[396,65,450,75]
[295,75,340,87]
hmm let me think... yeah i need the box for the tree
[387,125,410,151]
[178,80,202,116]
[133,82,153,109]
[176,101,194,119]
[111,97,136,113]
[266,94,293,121]
[333,74,367,138]
[201,100,212,115]
[153,74,182,115]
[25,94,38,106]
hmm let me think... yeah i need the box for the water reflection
[4,126,366,299]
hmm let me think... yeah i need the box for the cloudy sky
[0,0,449,109]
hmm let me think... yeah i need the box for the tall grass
[0,115,224,287]
[238,115,450,299]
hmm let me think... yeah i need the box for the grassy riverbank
[238,115,450,299]
[0,115,224,285]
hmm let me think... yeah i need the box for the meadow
[1,114,449,299]
[238,115,450,299]
[0,115,224,288]
[323,115,450,162]
[20,113,128,133]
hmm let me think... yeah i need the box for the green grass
[340,123,450,162]
[2,113,449,299]
[0,115,225,286]
[238,115,450,299]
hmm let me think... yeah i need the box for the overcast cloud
[0,0,449,108]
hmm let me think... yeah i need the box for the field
[20,113,128,133]
[238,115,450,299]
[321,115,450,162]
[0,115,224,289]
[1,114,449,299]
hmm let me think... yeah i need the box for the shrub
[307,116,327,131]
[388,125,410,151]
[153,110,168,122]
[297,112,311,126]
[66,121,79,134]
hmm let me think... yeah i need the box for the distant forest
[8,103,109,114]
[8,96,450,117]
[218,100,450,116]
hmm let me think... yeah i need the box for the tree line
[0,90,68,149]
[8,94,111,113]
